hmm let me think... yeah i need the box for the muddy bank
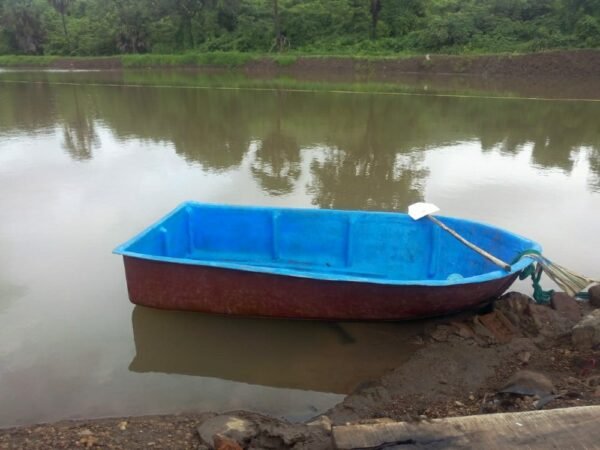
[5,50,600,79]
[249,49,600,79]
[1,289,599,449]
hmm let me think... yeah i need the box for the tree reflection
[589,148,600,193]
[251,91,300,195]
[4,72,599,199]
[61,88,99,161]
[307,97,428,211]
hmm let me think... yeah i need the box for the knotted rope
[515,250,598,303]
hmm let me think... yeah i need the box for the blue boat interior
[114,202,540,285]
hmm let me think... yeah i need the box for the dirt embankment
[12,49,600,78]
[252,50,600,79]
[1,290,599,449]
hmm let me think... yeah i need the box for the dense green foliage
[0,0,598,56]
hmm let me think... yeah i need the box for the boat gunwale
[113,201,541,287]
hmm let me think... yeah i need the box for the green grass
[0,55,59,66]
[122,52,261,68]
[0,49,587,70]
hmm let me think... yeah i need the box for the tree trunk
[370,0,381,40]
[273,0,283,51]
[60,12,70,49]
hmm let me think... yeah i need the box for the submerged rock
[572,310,600,349]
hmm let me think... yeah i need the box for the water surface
[0,69,599,427]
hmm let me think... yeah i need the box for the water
[0,69,599,427]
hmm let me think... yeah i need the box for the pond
[0,69,599,427]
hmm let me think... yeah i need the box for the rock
[476,311,517,343]
[79,435,98,448]
[496,292,532,327]
[430,325,452,342]
[551,292,581,323]
[594,387,600,398]
[572,310,600,349]
[533,394,558,410]
[306,415,331,432]
[214,435,243,450]
[517,351,531,363]
[451,322,476,339]
[499,370,554,397]
[589,285,600,308]
[197,416,257,447]
[526,303,572,337]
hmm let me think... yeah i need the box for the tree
[370,0,381,39]
[47,0,72,48]
[271,0,286,51]
[0,0,46,54]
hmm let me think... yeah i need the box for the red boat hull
[122,256,518,320]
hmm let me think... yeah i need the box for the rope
[514,250,598,303]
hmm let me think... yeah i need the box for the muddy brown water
[0,69,599,428]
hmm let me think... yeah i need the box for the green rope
[519,263,554,304]
[514,250,595,303]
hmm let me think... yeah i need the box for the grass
[0,48,588,69]
[0,55,59,66]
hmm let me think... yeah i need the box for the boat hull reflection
[129,306,422,394]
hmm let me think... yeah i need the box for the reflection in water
[307,98,428,210]
[1,75,599,206]
[0,70,599,427]
[129,307,421,394]
[251,92,301,195]
[60,88,99,161]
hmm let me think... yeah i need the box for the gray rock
[197,415,257,447]
[499,370,554,397]
[306,415,332,432]
[572,309,600,349]
[526,303,573,337]
[589,285,600,308]
[550,292,581,323]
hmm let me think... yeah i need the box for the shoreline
[2,291,599,448]
[1,49,599,78]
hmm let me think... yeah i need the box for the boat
[113,202,540,320]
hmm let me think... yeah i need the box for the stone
[517,351,531,363]
[430,325,452,342]
[197,415,257,447]
[214,435,243,450]
[550,292,581,323]
[572,310,600,350]
[589,285,600,308]
[499,370,554,397]
[476,311,517,343]
[306,415,332,432]
[451,322,476,339]
[526,303,572,337]
[496,292,533,327]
